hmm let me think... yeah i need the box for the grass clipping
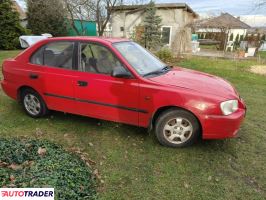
[0,138,97,199]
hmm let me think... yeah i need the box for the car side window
[79,42,123,75]
[43,42,74,70]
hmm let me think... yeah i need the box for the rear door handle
[77,80,88,87]
[29,73,38,79]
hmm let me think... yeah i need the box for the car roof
[43,36,130,44]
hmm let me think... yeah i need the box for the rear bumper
[1,80,17,100]
[202,108,246,139]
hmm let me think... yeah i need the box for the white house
[195,13,250,43]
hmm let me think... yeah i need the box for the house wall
[157,8,183,47]
[111,8,194,50]
[20,20,28,28]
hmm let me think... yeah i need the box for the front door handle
[77,80,88,87]
[29,73,38,79]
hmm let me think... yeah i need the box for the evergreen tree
[27,0,67,36]
[235,34,239,43]
[141,1,162,50]
[262,34,266,41]
[0,0,27,49]
[234,33,240,48]
[257,33,261,41]
[239,34,244,42]
[229,33,234,41]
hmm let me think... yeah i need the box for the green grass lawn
[0,50,266,199]
[258,51,266,59]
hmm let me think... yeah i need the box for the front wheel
[155,109,201,147]
[21,89,49,118]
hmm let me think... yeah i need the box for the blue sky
[155,0,266,15]
[16,0,266,15]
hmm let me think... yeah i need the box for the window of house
[162,26,172,46]
[120,27,124,31]
[79,43,123,75]
[43,42,74,70]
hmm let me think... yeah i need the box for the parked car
[1,37,246,147]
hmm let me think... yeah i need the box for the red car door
[41,41,78,113]
[74,42,140,125]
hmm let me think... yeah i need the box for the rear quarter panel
[2,57,45,101]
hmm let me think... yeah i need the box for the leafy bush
[0,138,97,199]
[27,0,68,36]
[261,34,266,41]
[156,48,173,62]
[0,0,28,50]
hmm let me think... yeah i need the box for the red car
[1,37,246,147]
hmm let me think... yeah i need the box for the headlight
[220,100,238,115]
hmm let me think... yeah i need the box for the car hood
[148,67,238,99]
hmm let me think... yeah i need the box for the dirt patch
[250,65,266,75]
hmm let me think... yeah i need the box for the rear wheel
[21,89,48,118]
[155,109,200,147]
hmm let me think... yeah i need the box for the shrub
[27,0,68,36]
[0,0,28,50]
[0,138,97,199]
[156,48,173,62]
[240,34,244,42]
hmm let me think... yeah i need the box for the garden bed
[0,138,97,199]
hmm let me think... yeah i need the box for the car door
[74,42,140,125]
[40,41,78,113]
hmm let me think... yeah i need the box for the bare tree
[64,0,95,35]
[64,0,124,36]
[95,0,123,36]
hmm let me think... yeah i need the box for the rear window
[30,41,75,70]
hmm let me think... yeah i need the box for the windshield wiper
[143,70,163,77]
[162,65,172,71]
[143,65,172,77]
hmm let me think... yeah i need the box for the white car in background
[19,33,53,48]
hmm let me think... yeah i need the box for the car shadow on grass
[5,100,237,153]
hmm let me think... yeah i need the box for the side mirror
[111,67,132,78]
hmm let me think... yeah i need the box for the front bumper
[201,107,246,139]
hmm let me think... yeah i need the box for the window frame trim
[161,26,172,46]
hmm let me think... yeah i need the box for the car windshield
[113,41,169,77]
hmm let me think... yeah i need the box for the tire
[21,88,49,118]
[155,109,201,148]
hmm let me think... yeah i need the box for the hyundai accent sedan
[1,37,246,147]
